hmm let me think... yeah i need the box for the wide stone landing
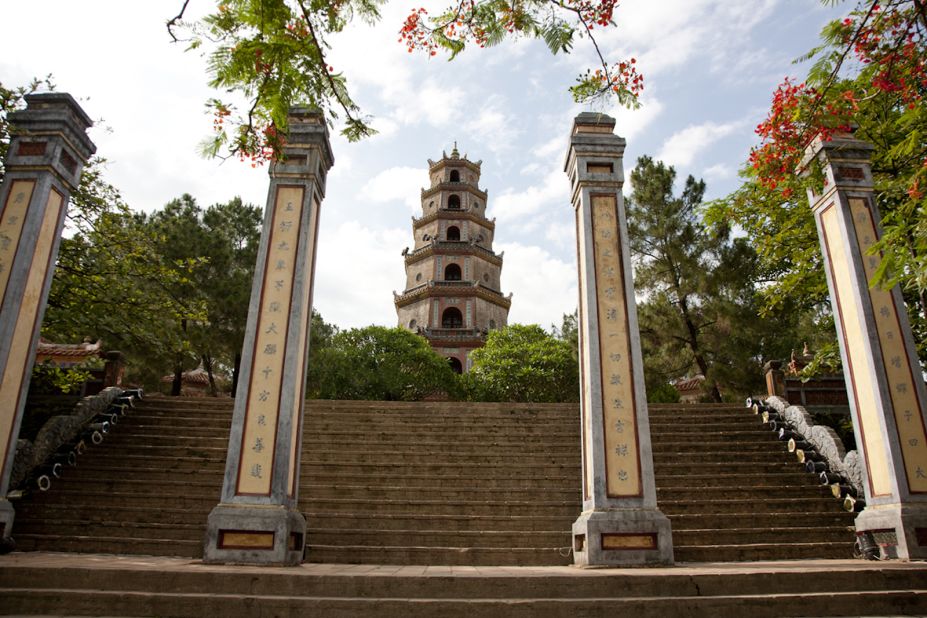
[1,552,926,616]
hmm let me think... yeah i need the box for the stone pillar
[0,94,95,544]
[203,108,333,565]
[764,360,786,398]
[802,131,927,559]
[564,112,673,566]
[102,350,125,388]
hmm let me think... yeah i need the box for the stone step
[667,511,855,530]
[8,554,924,600]
[14,504,214,526]
[12,519,206,542]
[305,544,572,566]
[301,498,576,517]
[655,471,819,487]
[673,542,856,562]
[308,528,571,549]
[106,434,582,451]
[64,468,578,488]
[653,461,801,475]
[299,484,580,501]
[671,525,855,546]
[659,496,846,515]
[25,489,217,511]
[656,484,835,501]
[304,512,574,532]
[301,462,579,475]
[11,586,923,618]
[11,534,201,557]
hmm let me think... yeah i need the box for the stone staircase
[2,553,927,617]
[9,397,856,563]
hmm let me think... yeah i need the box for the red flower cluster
[751,3,926,195]
[399,7,441,55]
[567,0,618,29]
[593,58,643,97]
[749,79,853,192]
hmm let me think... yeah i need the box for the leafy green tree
[552,310,579,360]
[467,324,578,402]
[168,0,642,159]
[2,79,208,390]
[41,171,207,390]
[706,0,927,367]
[309,325,458,400]
[139,195,263,394]
[627,156,783,402]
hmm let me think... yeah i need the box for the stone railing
[9,386,138,492]
[759,395,864,499]
[423,327,485,342]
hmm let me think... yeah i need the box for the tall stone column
[203,108,333,565]
[565,112,673,566]
[802,132,927,559]
[0,94,95,544]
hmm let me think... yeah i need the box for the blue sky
[1,0,845,331]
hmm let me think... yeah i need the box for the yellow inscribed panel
[849,198,927,492]
[601,534,656,550]
[821,204,892,496]
[592,195,641,498]
[0,180,36,307]
[219,531,274,549]
[0,190,62,475]
[237,186,305,495]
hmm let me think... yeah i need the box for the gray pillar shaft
[204,108,333,566]
[0,94,95,541]
[803,132,927,559]
[565,113,673,566]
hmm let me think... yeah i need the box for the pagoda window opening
[448,357,463,373]
[442,307,463,328]
[446,226,460,241]
[449,170,460,182]
[444,263,462,281]
[448,195,461,210]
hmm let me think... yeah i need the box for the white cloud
[497,242,577,327]
[464,97,519,155]
[392,80,465,128]
[656,120,745,169]
[313,221,409,328]
[702,163,735,181]
[609,95,664,144]
[492,168,567,225]
[358,166,428,212]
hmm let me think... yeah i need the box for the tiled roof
[160,367,211,386]
[672,375,705,393]
[35,338,102,358]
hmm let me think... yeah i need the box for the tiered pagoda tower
[394,145,511,372]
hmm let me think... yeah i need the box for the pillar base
[572,508,673,567]
[203,503,305,566]
[855,503,927,560]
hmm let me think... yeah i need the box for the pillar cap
[799,129,874,175]
[280,107,333,171]
[572,112,616,135]
[9,93,96,160]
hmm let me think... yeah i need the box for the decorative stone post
[565,112,673,566]
[802,131,927,559]
[0,94,95,545]
[764,360,786,398]
[203,108,333,565]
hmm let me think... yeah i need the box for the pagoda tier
[394,145,510,373]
